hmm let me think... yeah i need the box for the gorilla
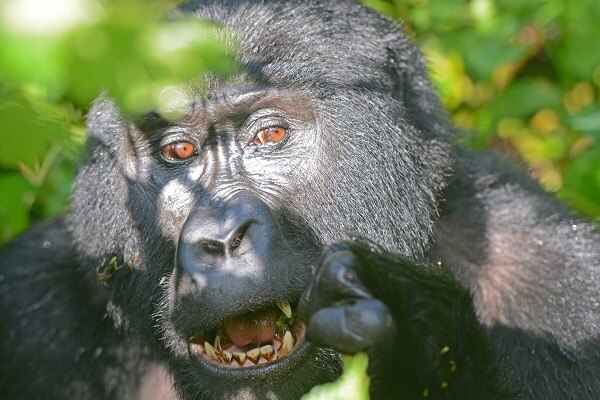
[1,1,599,399]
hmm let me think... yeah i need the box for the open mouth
[188,301,305,368]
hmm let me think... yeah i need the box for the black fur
[1,1,599,399]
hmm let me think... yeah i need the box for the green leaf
[428,0,470,32]
[0,32,67,97]
[570,105,600,136]
[0,174,36,242]
[301,353,371,400]
[560,145,600,216]
[457,32,528,80]
[490,78,563,121]
[0,98,68,169]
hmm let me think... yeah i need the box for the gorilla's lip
[186,301,306,369]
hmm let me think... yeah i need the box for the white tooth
[214,335,222,351]
[260,344,274,361]
[204,342,220,362]
[222,351,233,364]
[233,352,246,365]
[280,331,294,357]
[277,301,292,319]
[247,348,261,364]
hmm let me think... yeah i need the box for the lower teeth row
[195,330,295,366]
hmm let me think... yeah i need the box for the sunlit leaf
[301,354,370,400]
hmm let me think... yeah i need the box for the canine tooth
[233,352,246,364]
[222,351,233,364]
[214,335,222,351]
[260,345,274,361]
[204,342,220,362]
[247,348,261,364]
[280,331,294,357]
[277,301,292,318]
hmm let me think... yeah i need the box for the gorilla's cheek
[157,179,195,240]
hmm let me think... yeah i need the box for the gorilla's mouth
[188,301,306,368]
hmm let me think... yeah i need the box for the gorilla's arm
[300,241,511,399]
[300,150,600,399]
[433,151,600,398]
[0,220,170,399]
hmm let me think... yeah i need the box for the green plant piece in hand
[301,353,371,400]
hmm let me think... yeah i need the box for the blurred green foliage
[1,1,599,239]
[0,0,236,242]
[365,0,600,216]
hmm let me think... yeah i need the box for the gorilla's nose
[177,194,280,276]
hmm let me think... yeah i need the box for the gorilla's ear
[85,96,148,179]
[385,40,453,140]
[86,96,129,149]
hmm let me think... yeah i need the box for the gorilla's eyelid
[159,130,198,147]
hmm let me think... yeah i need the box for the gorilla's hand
[298,242,397,356]
[298,241,504,398]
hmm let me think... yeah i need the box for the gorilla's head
[68,1,451,398]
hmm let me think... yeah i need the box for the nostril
[199,240,226,256]
[195,220,252,257]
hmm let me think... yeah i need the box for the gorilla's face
[154,86,342,398]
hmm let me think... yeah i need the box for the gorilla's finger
[299,249,372,318]
[306,298,396,354]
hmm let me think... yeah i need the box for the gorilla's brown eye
[162,141,197,161]
[252,127,287,146]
